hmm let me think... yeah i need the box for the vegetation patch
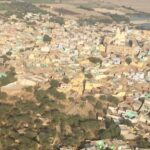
[54,8,79,16]
[50,16,65,25]
[78,5,94,11]
[78,16,112,26]
[0,2,47,18]
[0,67,17,86]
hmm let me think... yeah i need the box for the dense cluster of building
[0,12,150,149]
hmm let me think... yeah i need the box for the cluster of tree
[48,79,66,100]
[0,100,57,150]
[34,79,66,101]
[49,16,65,25]
[100,94,119,106]
[58,115,102,147]
[109,13,130,23]
[78,16,112,26]
[98,118,121,139]
[0,93,102,149]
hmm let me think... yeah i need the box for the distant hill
[103,0,150,13]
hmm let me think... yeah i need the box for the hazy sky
[104,0,150,13]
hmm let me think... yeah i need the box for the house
[18,78,37,87]
[113,28,126,45]
[145,71,150,82]
[41,45,51,53]
[112,57,121,65]
[132,72,145,81]
[122,110,138,123]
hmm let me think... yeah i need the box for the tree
[50,79,60,88]
[43,34,51,43]
[125,57,132,65]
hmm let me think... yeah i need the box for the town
[0,1,150,150]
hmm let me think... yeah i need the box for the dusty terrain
[104,0,150,13]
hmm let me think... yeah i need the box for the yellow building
[85,81,100,91]
[114,28,126,45]
[58,73,85,95]
[98,44,106,52]
[29,53,35,60]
